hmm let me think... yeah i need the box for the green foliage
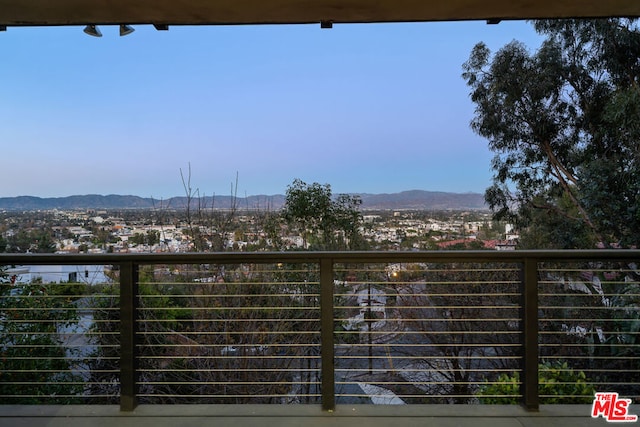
[129,230,160,247]
[5,228,57,253]
[86,262,324,404]
[139,280,193,323]
[517,194,597,249]
[133,263,322,403]
[463,19,640,248]
[478,361,596,404]
[282,179,365,250]
[50,282,88,296]
[0,281,84,403]
[91,227,118,246]
[606,279,640,356]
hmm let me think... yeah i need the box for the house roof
[1,0,638,28]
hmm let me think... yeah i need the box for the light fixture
[0,26,6,32]
[83,24,102,37]
[153,24,169,31]
[486,19,502,25]
[120,24,135,36]
[320,21,333,29]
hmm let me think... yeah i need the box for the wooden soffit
[0,0,639,27]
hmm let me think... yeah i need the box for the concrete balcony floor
[0,404,621,427]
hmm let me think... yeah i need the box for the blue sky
[0,21,542,198]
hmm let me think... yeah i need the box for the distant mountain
[0,190,486,211]
[359,190,486,210]
[0,195,160,210]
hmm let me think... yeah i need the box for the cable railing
[1,250,639,411]
[333,261,522,404]
[135,262,322,404]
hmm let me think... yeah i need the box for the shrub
[478,361,596,404]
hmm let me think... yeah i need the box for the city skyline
[1,21,542,198]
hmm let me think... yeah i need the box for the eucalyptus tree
[463,21,640,399]
[463,19,640,248]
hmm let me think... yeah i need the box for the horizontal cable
[138,344,316,348]
[6,382,121,387]
[540,332,640,337]
[8,344,119,349]
[138,306,319,311]
[336,355,520,360]
[540,344,640,348]
[335,393,489,399]
[335,343,521,348]
[139,296,320,301]
[338,305,519,310]
[339,380,511,386]
[540,355,640,360]
[137,394,321,399]
[340,292,522,296]
[139,381,320,386]
[334,317,521,322]
[1,369,118,373]
[2,307,81,311]
[140,368,318,373]
[2,357,119,362]
[1,332,119,336]
[336,330,519,334]
[145,281,319,287]
[139,318,320,323]
[540,318,640,322]
[538,289,640,294]
[138,355,320,360]
[0,394,119,399]
[539,305,640,310]
[137,331,320,335]
[335,368,521,373]
[2,319,118,324]
[2,295,118,299]
[363,281,519,286]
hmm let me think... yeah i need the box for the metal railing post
[521,257,539,411]
[319,257,335,411]
[120,261,139,411]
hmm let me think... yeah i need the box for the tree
[87,262,323,404]
[0,274,84,403]
[130,230,160,248]
[6,228,56,253]
[395,263,521,403]
[463,19,640,248]
[282,179,365,250]
[534,260,640,398]
[179,165,240,252]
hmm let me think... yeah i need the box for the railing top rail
[1,249,639,265]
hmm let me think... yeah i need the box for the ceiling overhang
[1,0,639,27]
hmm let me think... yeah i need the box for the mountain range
[0,190,487,211]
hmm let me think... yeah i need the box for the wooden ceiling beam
[0,0,638,27]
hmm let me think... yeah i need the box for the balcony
[1,250,639,426]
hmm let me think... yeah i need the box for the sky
[0,21,543,199]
